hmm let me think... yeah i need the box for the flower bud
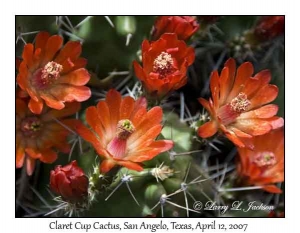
[50,160,88,202]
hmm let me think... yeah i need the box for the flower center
[32,61,63,89]
[107,119,135,159]
[254,152,276,167]
[230,92,251,113]
[21,116,42,137]
[153,52,174,77]
[217,93,251,125]
[116,119,135,140]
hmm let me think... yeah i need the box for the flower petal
[42,102,81,121]
[197,121,218,138]
[100,160,116,173]
[16,62,29,90]
[219,66,230,105]
[224,130,246,148]
[210,71,220,108]
[25,148,41,159]
[233,119,273,136]
[128,106,163,144]
[43,35,63,64]
[40,93,65,110]
[128,124,163,152]
[263,185,282,194]
[50,85,91,102]
[128,140,174,162]
[28,98,44,114]
[106,89,122,133]
[26,156,36,176]
[120,96,135,120]
[16,146,25,168]
[96,100,113,140]
[227,62,254,101]
[238,104,279,119]
[22,44,34,68]
[117,161,143,172]
[133,61,146,81]
[58,68,90,86]
[229,127,252,138]
[55,41,82,64]
[35,31,50,50]
[85,106,106,146]
[249,85,278,109]
[74,121,107,158]
[40,149,58,163]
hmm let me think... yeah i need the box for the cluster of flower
[16,16,284,212]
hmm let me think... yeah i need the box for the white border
[1,0,299,233]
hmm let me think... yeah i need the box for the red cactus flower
[236,128,284,193]
[197,58,283,148]
[152,16,199,41]
[133,33,195,100]
[74,89,174,173]
[254,16,284,41]
[17,31,91,114]
[16,98,80,175]
[50,160,88,202]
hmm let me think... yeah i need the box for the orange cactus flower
[74,89,174,173]
[152,16,199,41]
[197,58,283,148]
[17,31,91,114]
[16,98,80,176]
[133,33,195,100]
[254,16,284,41]
[236,128,284,193]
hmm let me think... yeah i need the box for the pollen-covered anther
[153,52,174,77]
[254,152,276,167]
[21,117,42,137]
[230,92,251,113]
[32,61,63,89]
[116,119,135,140]
[41,61,63,84]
